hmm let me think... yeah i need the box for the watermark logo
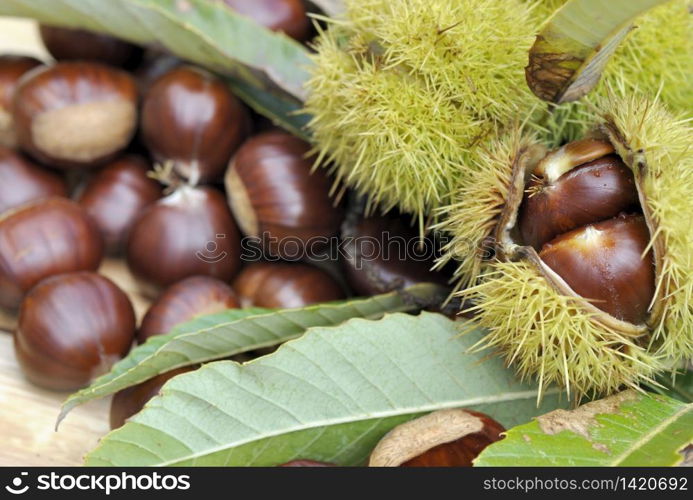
[5,472,29,495]
[195,234,228,264]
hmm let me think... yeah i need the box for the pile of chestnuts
[0,5,450,442]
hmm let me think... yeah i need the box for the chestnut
[126,185,242,295]
[369,409,505,467]
[12,62,138,168]
[233,262,345,309]
[341,213,449,296]
[138,276,240,343]
[110,366,193,429]
[218,0,311,41]
[77,155,161,253]
[141,66,249,184]
[539,214,655,324]
[519,139,639,250]
[39,25,143,69]
[0,146,67,214]
[14,271,136,391]
[0,55,42,148]
[225,131,343,259]
[0,198,103,309]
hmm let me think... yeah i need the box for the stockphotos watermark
[194,231,483,267]
[4,471,190,496]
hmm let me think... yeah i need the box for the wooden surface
[0,18,142,467]
[0,259,153,466]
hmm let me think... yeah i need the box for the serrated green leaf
[84,312,568,466]
[0,0,312,131]
[475,391,693,466]
[60,284,448,423]
[526,0,669,103]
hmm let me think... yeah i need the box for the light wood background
[0,19,151,466]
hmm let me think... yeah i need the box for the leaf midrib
[91,388,561,466]
[610,402,692,465]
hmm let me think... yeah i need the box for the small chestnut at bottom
[138,276,240,343]
[14,272,136,391]
[369,409,505,467]
[110,367,193,429]
[232,262,345,309]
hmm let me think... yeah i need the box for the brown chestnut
[0,55,42,148]
[0,146,67,214]
[225,131,343,259]
[12,62,138,168]
[138,276,240,343]
[519,139,639,250]
[218,0,311,41]
[341,213,448,296]
[141,66,249,184]
[0,198,103,309]
[539,214,655,324]
[14,271,136,391]
[110,366,193,429]
[233,261,345,308]
[369,409,505,467]
[77,155,161,253]
[126,185,242,295]
[39,25,143,69]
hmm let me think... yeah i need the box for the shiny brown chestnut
[539,214,655,324]
[218,0,311,41]
[233,262,345,308]
[126,185,242,295]
[39,25,143,69]
[0,198,103,309]
[141,66,249,183]
[110,366,193,429]
[0,55,42,148]
[12,62,138,168]
[369,409,505,467]
[519,139,639,250]
[77,155,161,253]
[138,276,240,343]
[225,131,343,259]
[0,146,67,214]
[341,213,448,296]
[14,272,136,391]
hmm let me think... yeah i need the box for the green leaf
[475,391,693,466]
[526,0,669,103]
[60,284,448,423]
[84,312,567,466]
[0,0,313,131]
[650,370,693,403]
